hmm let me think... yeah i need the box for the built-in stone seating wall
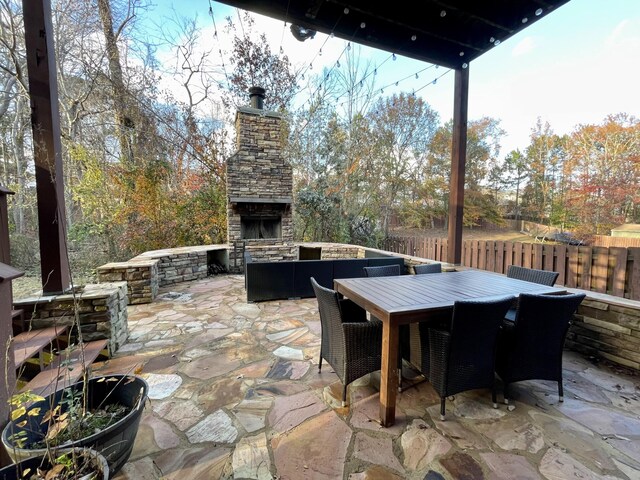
[91,242,640,372]
[13,282,128,355]
[568,292,640,371]
[97,259,159,304]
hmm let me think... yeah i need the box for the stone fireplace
[227,87,293,270]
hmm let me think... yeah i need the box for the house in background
[611,224,640,238]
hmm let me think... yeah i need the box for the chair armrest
[339,299,367,323]
[428,328,451,393]
[343,318,383,354]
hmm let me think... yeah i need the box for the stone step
[12,325,68,370]
[21,340,109,397]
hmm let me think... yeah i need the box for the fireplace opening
[241,216,282,240]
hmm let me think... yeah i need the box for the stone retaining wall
[13,282,128,355]
[567,291,640,370]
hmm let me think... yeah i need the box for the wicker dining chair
[429,296,514,420]
[311,277,382,406]
[363,264,406,389]
[414,263,442,274]
[363,264,401,277]
[496,292,585,405]
[406,262,446,378]
[506,265,559,286]
[504,265,560,322]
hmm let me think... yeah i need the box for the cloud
[511,36,535,57]
[606,19,640,48]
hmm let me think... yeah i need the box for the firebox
[241,216,281,240]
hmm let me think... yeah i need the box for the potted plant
[2,374,148,476]
[0,447,108,480]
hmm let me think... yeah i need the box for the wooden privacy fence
[383,236,640,301]
[592,235,640,248]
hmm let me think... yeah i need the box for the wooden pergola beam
[22,0,70,293]
[447,67,469,265]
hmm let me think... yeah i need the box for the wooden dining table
[333,268,566,427]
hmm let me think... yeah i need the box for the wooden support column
[22,0,71,293]
[447,67,469,265]
[0,264,22,467]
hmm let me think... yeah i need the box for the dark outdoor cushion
[295,260,333,297]
[246,261,295,301]
[333,259,369,280]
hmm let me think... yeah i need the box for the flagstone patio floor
[104,274,640,480]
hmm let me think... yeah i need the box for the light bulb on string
[336,60,340,67]
[432,79,437,85]
[392,53,397,61]
[347,42,351,50]
[415,73,419,79]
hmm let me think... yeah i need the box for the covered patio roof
[218,0,570,69]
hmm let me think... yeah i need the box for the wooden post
[22,0,71,294]
[0,265,22,468]
[447,67,469,265]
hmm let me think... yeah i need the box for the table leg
[380,319,399,427]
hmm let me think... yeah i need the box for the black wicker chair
[496,292,585,405]
[429,296,514,420]
[311,277,382,406]
[504,266,560,321]
[406,263,446,378]
[414,263,442,274]
[363,264,401,277]
[363,264,406,389]
[506,265,558,285]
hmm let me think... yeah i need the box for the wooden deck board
[12,326,68,370]
[21,339,109,397]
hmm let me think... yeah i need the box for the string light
[207,0,233,105]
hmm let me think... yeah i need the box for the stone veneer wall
[319,244,362,259]
[227,107,293,201]
[245,243,297,262]
[13,282,128,355]
[135,246,227,287]
[97,259,159,304]
[567,292,640,370]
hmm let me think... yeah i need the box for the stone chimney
[226,87,293,268]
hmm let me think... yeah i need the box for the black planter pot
[2,375,148,477]
[0,447,109,480]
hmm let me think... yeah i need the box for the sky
[148,0,640,157]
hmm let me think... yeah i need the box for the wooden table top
[334,269,566,323]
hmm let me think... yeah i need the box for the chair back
[444,296,514,391]
[508,293,585,370]
[506,265,558,286]
[311,276,346,349]
[414,263,442,274]
[363,264,401,277]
